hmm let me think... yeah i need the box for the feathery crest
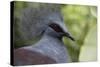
[20,3,62,40]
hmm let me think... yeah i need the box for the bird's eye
[49,23,64,32]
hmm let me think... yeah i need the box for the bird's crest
[20,3,62,40]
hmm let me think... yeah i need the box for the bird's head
[48,22,74,41]
[39,11,75,41]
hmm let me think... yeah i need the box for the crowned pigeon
[13,3,74,66]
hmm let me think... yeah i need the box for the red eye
[49,23,64,32]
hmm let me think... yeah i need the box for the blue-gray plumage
[14,4,74,65]
[23,26,72,63]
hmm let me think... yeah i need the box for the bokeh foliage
[13,1,97,62]
[61,5,97,62]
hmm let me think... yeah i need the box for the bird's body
[23,33,71,63]
[14,27,71,65]
[13,3,74,66]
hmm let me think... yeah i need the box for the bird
[13,3,75,66]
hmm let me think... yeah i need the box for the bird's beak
[59,23,75,41]
[63,33,75,41]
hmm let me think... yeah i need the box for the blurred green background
[13,1,97,62]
